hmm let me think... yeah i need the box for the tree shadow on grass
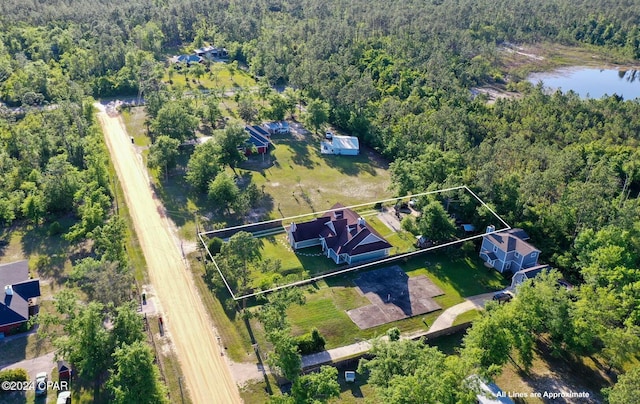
[321,153,377,177]
[288,139,316,169]
[20,217,74,258]
[152,150,194,228]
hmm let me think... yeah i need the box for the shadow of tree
[288,140,315,169]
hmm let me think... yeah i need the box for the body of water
[528,68,640,100]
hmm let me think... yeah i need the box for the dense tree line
[4,0,640,398]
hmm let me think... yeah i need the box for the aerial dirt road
[96,107,241,404]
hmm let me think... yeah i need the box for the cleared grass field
[285,252,508,348]
[244,137,392,219]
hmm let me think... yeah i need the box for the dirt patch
[347,266,443,329]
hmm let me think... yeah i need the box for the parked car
[492,291,514,303]
[557,279,574,290]
[57,391,72,404]
[35,372,47,396]
[325,131,333,139]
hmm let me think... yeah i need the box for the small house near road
[57,360,72,381]
[287,203,392,265]
[320,135,359,155]
[479,227,540,274]
[0,260,40,335]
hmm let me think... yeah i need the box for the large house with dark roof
[244,125,271,155]
[0,260,40,335]
[287,203,392,265]
[479,227,540,274]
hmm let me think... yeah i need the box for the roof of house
[515,264,550,279]
[331,135,359,150]
[57,360,71,372]
[171,54,203,64]
[485,228,539,256]
[244,126,270,149]
[0,260,40,328]
[252,125,271,138]
[289,203,391,257]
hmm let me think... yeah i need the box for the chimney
[485,225,496,234]
[4,285,13,296]
[290,222,297,232]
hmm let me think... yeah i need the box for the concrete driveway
[0,351,56,382]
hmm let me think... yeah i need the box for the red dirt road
[97,108,241,404]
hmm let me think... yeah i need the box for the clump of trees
[41,296,167,402]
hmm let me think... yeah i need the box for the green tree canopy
[415,200,457,243]
[107,341,168,404]
[304,98,329,134]
[147,135,180,178]
[290,366,340,404]
[214,124,248,175]
[151,101,198,142]
[186,140,221,192]
[208,172,240,214]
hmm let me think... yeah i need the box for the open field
[244,137,392,219]
[163,62,257,93]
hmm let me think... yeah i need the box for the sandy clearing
[97,107,241,404]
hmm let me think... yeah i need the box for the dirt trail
[96,107,241,404]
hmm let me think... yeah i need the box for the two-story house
[479,226,540,274]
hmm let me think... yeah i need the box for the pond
[528,67,640,100]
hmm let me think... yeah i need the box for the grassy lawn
[246,139,391,219]
[189,254,256,362]
[121,107,150,146]
[453,309,481,326]
[283,252,508,349]
[164,62,257,92]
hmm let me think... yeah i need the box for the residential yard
[163,62,257,93]
[282,252,507,349]
[246,136,392,219]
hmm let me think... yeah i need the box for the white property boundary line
[198,185,511,300]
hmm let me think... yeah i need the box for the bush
[296,328,326,355]
[207,237,224,256]
[0,368,28,384]
[48,221,62,236]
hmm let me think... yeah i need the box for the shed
[320,135,359,155]
[57,360,72,380]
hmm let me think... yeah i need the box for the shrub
[296,328,326,355]
[387,327,400,341]
[48,221,62,236]
[0,368,28,384]
[207,237,224,256]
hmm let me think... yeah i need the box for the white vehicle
[35,372,47,396]
[57,391,72,404]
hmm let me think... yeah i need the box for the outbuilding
[320,135,359,155]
